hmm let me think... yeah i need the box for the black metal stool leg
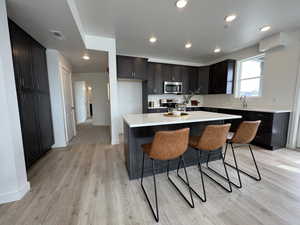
[140,153,159,222]
[168,156,194,208]
[177,151,207,202]
[204,151,232,193]
[225,144,261,181]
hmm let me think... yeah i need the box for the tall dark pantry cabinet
[8,19,54,169]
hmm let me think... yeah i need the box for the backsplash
[148,94,204,108]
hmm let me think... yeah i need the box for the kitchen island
[123,111,242,180]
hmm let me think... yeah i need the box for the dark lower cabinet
[201,107,290,150]
[9,19,54,169]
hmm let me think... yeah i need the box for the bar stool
[140,128,194,222]
[179,124,232,202]
[224,120,262,188]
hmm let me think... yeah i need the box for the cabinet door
[18,92,41,168]
[32,40,50,92]
[9,20,34,91]
[133,57,147,80]
[147,63,163,94]
[187,67,198,93]
[35,94,54,153]
[117,55,134,79]
[181,66,190,94]
[198,66,210,94]
[161,64,172,82]
[172,65,182,82]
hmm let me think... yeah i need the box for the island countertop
[123,111,242,128]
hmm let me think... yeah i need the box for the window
[236,55,264,97]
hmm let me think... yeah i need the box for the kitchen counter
[124,111,242,128]
[203,106,291,113]
[123,111,242,179]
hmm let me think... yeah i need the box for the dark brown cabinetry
[117,55,147,80]
[9,20,54,169]
[209,60,235,94]
[189,66,209,94]
[147,63,163,94]
[201,107,290,150]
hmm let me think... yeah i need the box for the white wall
[46,49,73,148]
[72,73,110,126]
[0,0,29,204]
[117,80,143,133]
[203,32,300,109]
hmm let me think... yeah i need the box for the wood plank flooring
[1,125,300,225]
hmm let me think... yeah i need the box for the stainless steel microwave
[164,81,183,94]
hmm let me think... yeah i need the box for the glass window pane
[240,60,262,79]
[240,78,261,97]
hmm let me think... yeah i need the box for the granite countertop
[123,111,242,128]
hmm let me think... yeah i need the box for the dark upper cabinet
[198,66,210,94]
[147,63,163,94]
[209,60,235,94]
[188,66,210,94]
[161,64,173,82]
[9,21,34,91]
[181,66,190,94]
[32,42,50,92]
[117,55,147,80]
[187,67,199,94]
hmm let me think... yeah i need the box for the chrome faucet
[240,95,248,109]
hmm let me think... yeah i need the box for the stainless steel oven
[163,81,183,94]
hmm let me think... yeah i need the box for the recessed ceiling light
[149,36,157,43]
[82,54,90,60]
[260,25,271,32]
[214,48,221,53]
[176,0,188,8]
[185,42,192,49]
[225,14,237,23]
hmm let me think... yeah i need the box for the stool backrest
[149,128,190,160]
[231,120,261,144]
[197,124,231,151]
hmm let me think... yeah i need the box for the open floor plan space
[2,0,300,224]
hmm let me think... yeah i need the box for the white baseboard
[0,181,30,204]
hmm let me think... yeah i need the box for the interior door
[74,81,88,124]
[61,67,76,142]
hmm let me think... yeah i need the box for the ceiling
[74,0,300,62]
[6,0,300,69]
[7,0,108,73]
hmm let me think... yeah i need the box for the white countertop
[204,106,291,113]
[124,111,242,128]
[148,106,291,113]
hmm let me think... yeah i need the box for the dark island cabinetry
[9,19,54,169]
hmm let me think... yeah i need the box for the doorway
[61,66,76,143]
[71,50,111,144]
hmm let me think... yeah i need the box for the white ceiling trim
[85,35,116,52]
[66,0,86,44]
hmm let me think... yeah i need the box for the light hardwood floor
[1,126,300,225]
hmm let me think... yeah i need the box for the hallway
[71,122,110,145]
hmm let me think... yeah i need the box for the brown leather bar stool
[224,120,262,188]
[179,124,232,202]
[140,128,194,222]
